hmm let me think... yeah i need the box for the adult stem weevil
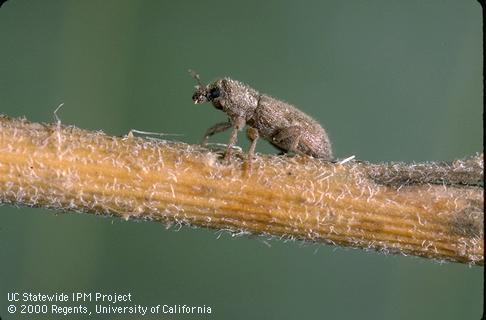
[190,71,333,164]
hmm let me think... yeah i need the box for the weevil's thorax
[211,78,259,120]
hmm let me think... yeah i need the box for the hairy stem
[0,115,483,265]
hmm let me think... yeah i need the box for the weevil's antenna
[188,69,204,88]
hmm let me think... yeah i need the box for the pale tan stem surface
[0,115,483,265]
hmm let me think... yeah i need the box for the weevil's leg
[201,121,232,146]
[272,126,303,155]
[246,127,260,173]
[223,117,245,161]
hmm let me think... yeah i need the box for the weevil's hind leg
[201,121,232,146]
[272,126,303,155]
[246,127,259,173]
[223,117,245,161]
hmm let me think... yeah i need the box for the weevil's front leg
[201,121,232,146]
[246,127,260,173]
[223,117,245,161]
[272,126,303,155]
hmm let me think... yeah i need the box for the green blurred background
[0,0,482,319]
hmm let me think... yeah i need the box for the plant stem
[0,115,483,265]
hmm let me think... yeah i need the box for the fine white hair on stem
[338,155,356,165]
[53,102,65,125]
[127,129,184,137]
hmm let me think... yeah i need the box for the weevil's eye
[207,87,221,100]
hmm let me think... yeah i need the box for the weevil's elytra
[190,71,333,162]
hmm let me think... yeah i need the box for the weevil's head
[190,70,259,117]
[192,83,223,106]
[190,70,225,110]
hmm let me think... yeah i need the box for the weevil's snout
[192,87,208,104]
[192,85,222,104]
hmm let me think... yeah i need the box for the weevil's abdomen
[299,129,333,160]
[248,95,333,160]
